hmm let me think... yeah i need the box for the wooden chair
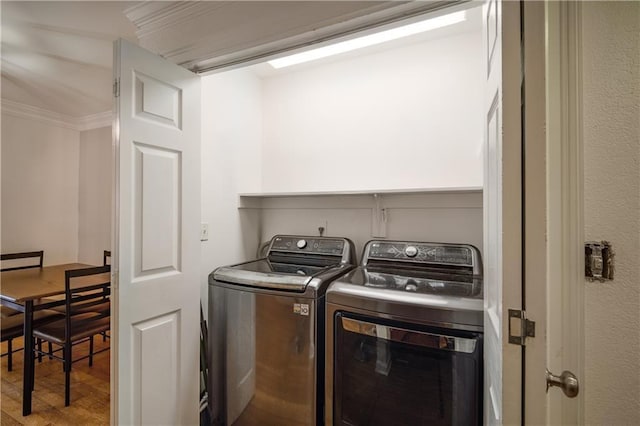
[0,250,53,371]
[1,310,64,371]
[103,250,111,266]
[100,250,112,342]
[1,251,44,318]
[32,265,111,406]
[0,250,44,272]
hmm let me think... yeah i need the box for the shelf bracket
[371,194,387,238]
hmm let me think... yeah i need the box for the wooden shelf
[238,186,482,198]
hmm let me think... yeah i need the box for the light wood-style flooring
[1,337,109,425]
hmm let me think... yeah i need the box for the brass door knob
[546,369,579,398]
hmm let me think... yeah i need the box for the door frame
[522,2,548,424]
[108,1,586,422]
[539,1,585,424]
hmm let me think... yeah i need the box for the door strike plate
[508,309,535,346]
[585,241,614,282]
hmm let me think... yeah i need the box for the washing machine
[209,235,355,426]
[325,240,484,426]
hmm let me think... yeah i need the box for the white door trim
[522,1,548,424]
[110,45,121,426]
[544,1,585,424]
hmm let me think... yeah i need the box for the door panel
[135,144,181,275]
[482,1,523,424]
[134,71,183,128]
[113,38,201,425]
[132,312,180,424]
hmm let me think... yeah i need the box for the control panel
[270,236,346,256]
[366,241,478,268]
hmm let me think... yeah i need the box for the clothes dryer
[325,240,483,426]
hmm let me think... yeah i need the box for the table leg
[22,300,34,416]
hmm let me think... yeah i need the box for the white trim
[125,1,469,73]
[77,111,112,131]
[545,1,585,423]
[193,2,471,73]
[124,2,217,40]
[1,99,77,130]
[522,1,548,423]
[1,99,111,131]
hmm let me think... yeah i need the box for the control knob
[296,239,307,249]
[405,246,418,258]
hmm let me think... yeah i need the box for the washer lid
[212,234,356,293]
[327,266,484,328]
[212,259,330,291]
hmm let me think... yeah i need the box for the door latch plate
[508,309,535,346]
[585,241,614,282]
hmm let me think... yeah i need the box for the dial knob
[296,239,307,249]
[405,246,418,257]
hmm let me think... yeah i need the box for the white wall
[1,113,80,265]
[260,30,483,192]
[257,192,483,262]
[583,2,640,423]
[200,69,263,310]
[200,26,485,308]
[78,126,112,265]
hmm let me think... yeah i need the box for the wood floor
[1,337,110,425]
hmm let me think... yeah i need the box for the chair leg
[30,338,36,392]
[31,341,36,392]
[64,343,72,406]
[102,331,107,342]
[89,336,94,367]
[7,339,12,372]
[37,339,43,363]
[48,342,53,360]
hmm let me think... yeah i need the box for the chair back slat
[1,250,44,272]
[64,265,111,342]
[103,250,111,266]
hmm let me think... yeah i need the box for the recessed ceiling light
[268,10,467,69]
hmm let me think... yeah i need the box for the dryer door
[333,313,483,426]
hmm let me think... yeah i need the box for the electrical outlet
[318,220,328,237]
[200,223,209,241]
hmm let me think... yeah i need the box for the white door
[112,39,201,425]
[482,0,524,424]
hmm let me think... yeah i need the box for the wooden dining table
[0,263,110,416]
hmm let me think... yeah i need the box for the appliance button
[405,246,418,257]
[297,239,307,249]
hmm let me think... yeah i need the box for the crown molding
[125,0,460,73]
[1,99,111,131]
[1,99,77,130]
[124,1,225,40]
[77,111,112,131]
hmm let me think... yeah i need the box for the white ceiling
[1,1,139,118]
[0,1,475,120]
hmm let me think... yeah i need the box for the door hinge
[508,309,536,346]
[113,79,120,98]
